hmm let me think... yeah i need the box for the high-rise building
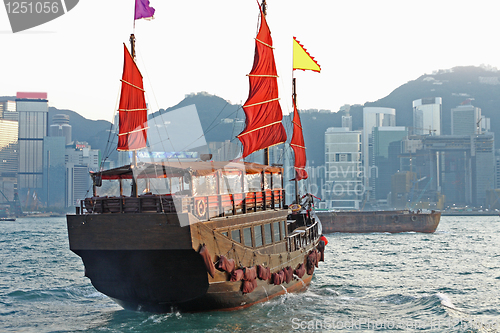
[50,114,72,144]
[324,127,362,209]
[412,97,442,135]
[495,150,500,189]
[420,134,494,206]
[451,104,481,135]
[0,100,16,120]
[481,117,491,133]
[340,105,352,131]
[16,92,48,205]
[43,136,66,207]
[65,142,101,207]
[66,164,91,207]
[372,126,408,200]
[362,107,396,202]
[0,119,19,203]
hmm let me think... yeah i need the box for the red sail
[237,8,286,158]
[117,44,148,151]
[290,101,308,180]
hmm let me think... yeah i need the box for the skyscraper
[324,127,362,209]
[50,114,72,144]
[43,136,66,207]
[362,107,396,202]
[451,103,481,135]
[372,126,408,200]
[0,100,16,120]
[0,119,18,203]
[412,97,442,135]
[16,92,48,206]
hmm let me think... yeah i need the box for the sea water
[1,216,499,332]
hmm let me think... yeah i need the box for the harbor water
[1,216,499,332]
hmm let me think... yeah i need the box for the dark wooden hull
[67,211,319,312]
[317,210,441,233]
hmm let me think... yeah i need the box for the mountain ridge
[3,65,500,166]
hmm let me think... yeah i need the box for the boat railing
[286,219,319,252]
[80,189,284,220]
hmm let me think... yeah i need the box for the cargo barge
[317,210,441,234]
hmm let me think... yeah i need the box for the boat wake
[436,293,500,333]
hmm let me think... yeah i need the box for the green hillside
[3,65,500,167]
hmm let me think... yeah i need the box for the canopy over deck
[92,161,283,181]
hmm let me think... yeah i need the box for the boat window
[221,231,228,238]
[149,178,171,195]
[254,225,263,247]
[272,173,282,189]
[245,173,261,192]
[170,177,183,194]
[243,227,252,247]
[281,220,286,238]
[220,171,242,194]
[97,179,132,197]
[264,224,272,245]
[273,221,280,241]
[192,174,217,196]
[231,229,241,243]
[263,173,271,190]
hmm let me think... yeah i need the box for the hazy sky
[1,0,499,121]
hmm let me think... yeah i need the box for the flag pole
[292,77,300,205]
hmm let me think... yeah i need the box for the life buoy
[289,204,301,212]
[195,199,206,217]
[411,215,417,222]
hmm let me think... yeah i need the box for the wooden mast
[130,33,138,197]
[238,0,286,163]
[261,0,269,166]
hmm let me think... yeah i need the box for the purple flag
[135,0,155,20]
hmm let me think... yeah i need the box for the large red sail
[237,7,286,158]
[117,44,148,151]
[290,100,308,180]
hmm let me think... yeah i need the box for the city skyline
[2,1,500,121]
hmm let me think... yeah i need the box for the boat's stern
[67,212,210,311]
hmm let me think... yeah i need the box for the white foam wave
[436,292,456,309]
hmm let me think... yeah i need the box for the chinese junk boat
[66,1,325,313]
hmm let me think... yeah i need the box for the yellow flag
[293,37,321,72]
